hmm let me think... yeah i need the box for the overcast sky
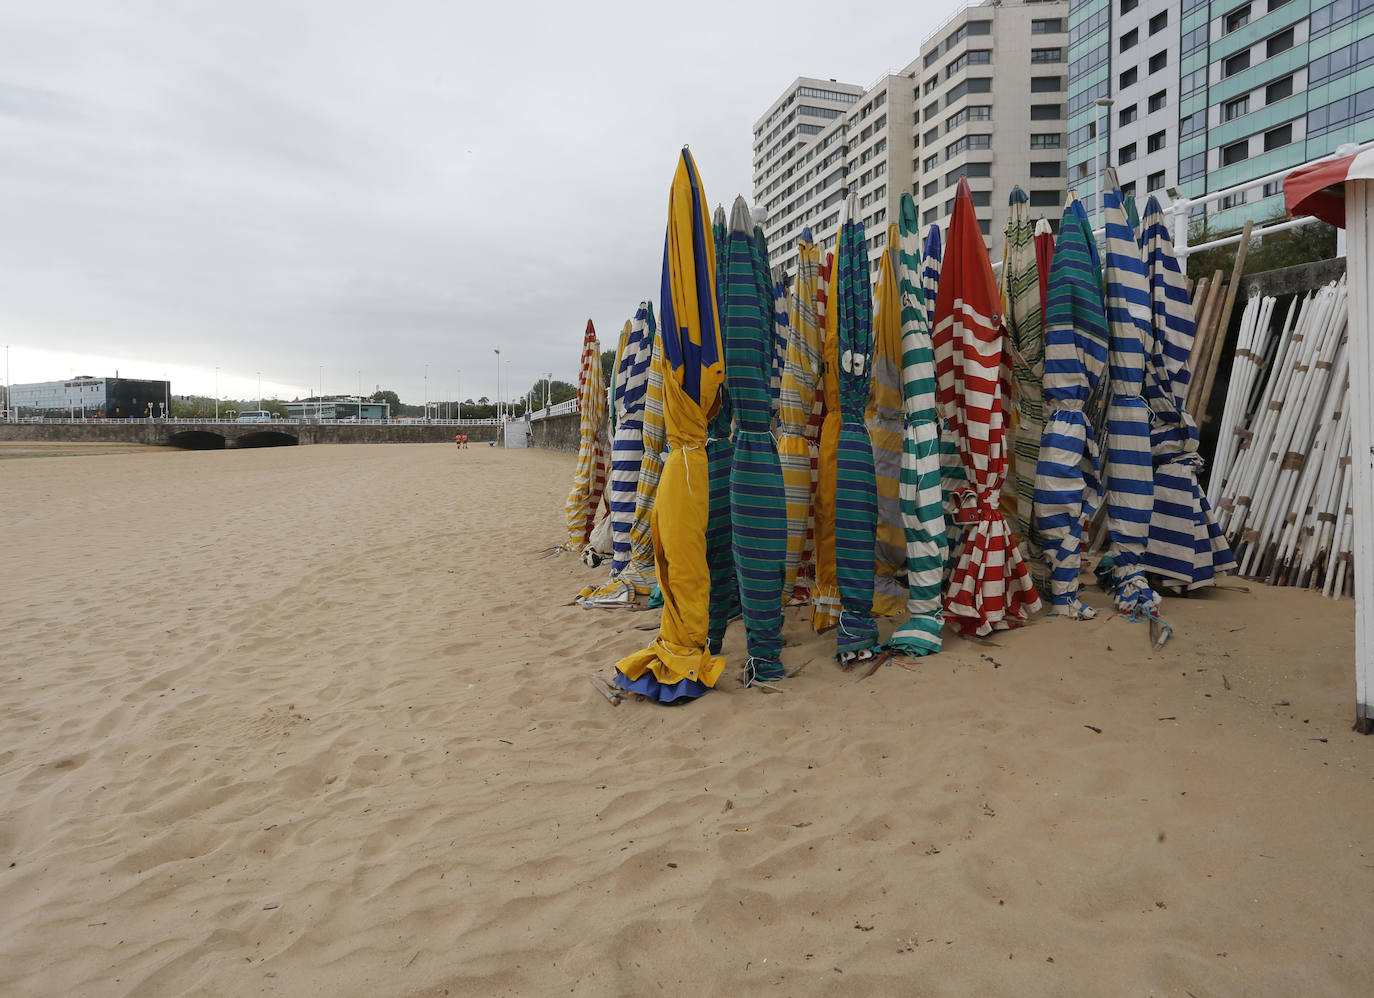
[1,0,964,405]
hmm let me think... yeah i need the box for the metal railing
[0,416,504,427]
[529,399,578,421]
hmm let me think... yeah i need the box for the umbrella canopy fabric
[1001,187,1048,595]
[810,245,844,634]
[868,225,908,617]
[1034,219,1055,326]
[1035,198,1108,619]
[618,311,666,596]
[921,225,942,333]
[933,178,1041,636]
[830,196,883,661]
[924,223,969,561]
[1284,148,1374,227]
[778,231,827,604]
[724,197,789,681]
[608,311,654,574]
[563,320,607,551]
[888,193,947,656]
[614,148,726,702]
[1101,170,1161,616]
[1139,196,1237,586]
[705,201,739,651]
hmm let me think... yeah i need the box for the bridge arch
[167,430,227,450]
[237,430,298,448]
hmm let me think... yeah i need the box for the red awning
[1284,149,1374,228]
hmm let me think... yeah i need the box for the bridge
[0,418,504,449]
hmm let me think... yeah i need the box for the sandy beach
[2,442,1371,997]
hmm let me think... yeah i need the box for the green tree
[1186,205,1337,282]
[601,349,615,387]
[525,378,576,407]
[370,389,401,418]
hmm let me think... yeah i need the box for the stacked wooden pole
[1209,278,1354,596]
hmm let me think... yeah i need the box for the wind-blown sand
[2,442,1370,997]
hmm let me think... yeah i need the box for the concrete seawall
[530,412,607,453]
[0,422,500,448]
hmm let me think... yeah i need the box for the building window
[1148,90,1167,113]
[964,161,992,178]
[1121,180,1137,198]
[1182,67,1208,97]
[1030,160,1063,178]
[1267,27,1295,57]
[1226,4,1251,33]
[1119,105,1138,126]
[1220,191,1246,210]
[924,101,940,121]
[1182,24,1208,57]
[967,19,991,36]
[1120,66,1138,88]
[1262,179,1282,197]
[1180,111,1206,138]
[925,77,939,94]
[1180,152,1207,181]
[1032,18,1063,33]
[1224,94,1249,120]
[1070,7,1110,47]
[1030,133,1062,149]
[923,206,940,225]
[1121,0,1138,13]
[1264,122,1293,150]
[925,127,940,144]
[978,219,991,236]
[1225,50,1250,77]
[924,154,939,171]
[1031,47,1064,63]
[1027,190,1060,208]
[1148,50,1167,73]
[1030,104,1063,120]
[1121,28,1138,52]
[1149,11,1168,34]
[1148,170,1165,192]
[1032,75,1062,92]
[1266,75,1294,104]
[1119,142,1138,164]
[924,179,940,198]
[970,190,992,207]
[1147,130,1165,153]
[1221,139,1249,166]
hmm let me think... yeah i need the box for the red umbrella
[1285,146,1374,733]
[932,178,1041,635]
[1034,218,1055,322]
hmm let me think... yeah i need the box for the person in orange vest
[455,432,462,449]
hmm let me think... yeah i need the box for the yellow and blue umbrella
[831,196,882,663]
[887,193,946,656]
[1101,169,1161,617]
[617,310,666,597]
[869,225,907,617]
[1138,196,1236,586]
[809,242,844,634]
[723,197,788,682]
[1034,197,1108,619]
[563,320,607,552]
[608,310,654,574]
[614,147,726,702]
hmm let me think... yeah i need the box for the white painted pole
[1344,177,1374,730]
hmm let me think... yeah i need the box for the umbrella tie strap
[679,444,701,495]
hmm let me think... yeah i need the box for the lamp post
[1094,96,1115,239]
[505,360,511,419]
[456,369,462,421]
[424,363,429,422]
[214,366,219,420]
[493,348,501,421]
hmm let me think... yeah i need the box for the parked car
[235,410,274,423]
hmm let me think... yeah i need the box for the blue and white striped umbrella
[1101,169,1160,616]
[1034,197,1108,619]
[607,306,654,575]
[1138,196,1237,586]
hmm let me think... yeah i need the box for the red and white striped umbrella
[1284,147,1374,227]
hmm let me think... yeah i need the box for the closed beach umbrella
[618,310,666,596]
[777,230,826,602]
[1034,218,1055,324]
[830,195,883,663]
[705,201,739,651]
[923,222,967,557]
[921,224,942,332]
[614,147,727,702]
[887,193,947,656]
[769,260,791,417]
[608,313,653,574]
[563,320,607,551]
[723,196,788,682]
[1138,196,1236,586]
[868,224,907,617]
[1001,187,1049,595]
[809,242,844,634]
[1101,170,1161,616]
[933,178,1041,635]
[1035,197,1109,619]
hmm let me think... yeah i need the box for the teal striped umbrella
[706,204,738,651]
[887,192,947,656]
[832,195,881,664]
[723,197,788,683]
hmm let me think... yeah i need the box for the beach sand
[2,442,1370,997]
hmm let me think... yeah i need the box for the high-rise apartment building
[910,1,1071,258]
[1067,0,1374,232]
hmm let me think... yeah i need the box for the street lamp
[215,366,219,420]
[493,348,501,421]
[258,371,263,415]
[456,369,462,422]
[1093,97,1115,239]
[424,363,429,422]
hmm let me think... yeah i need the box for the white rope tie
[680,444,701,495]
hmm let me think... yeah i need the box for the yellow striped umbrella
[868,226,906,616]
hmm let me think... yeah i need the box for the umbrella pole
[1346,180,1374,732]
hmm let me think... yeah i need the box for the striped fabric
[608,311,653,574]
[799,250,834,605]
[705,201,739,651]
[933,179,1042,636]
[1034,220,1055,342]
[831,197,882,661]
[1001,188,1049,595]
[761,231,791,416]
[724,197,788,680]
[809,245,843,634]
[887,193,946,656]
[564,320,607,551]
[921,225,942,334]
[619,312,665,595]
[923,224,968,566]
[778,232,825,602]
[1035,198,1108,619]
[868,227,907,617]
[615,147,726,703]
[1139,197,1236,586]
[1101,171,1161,616]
